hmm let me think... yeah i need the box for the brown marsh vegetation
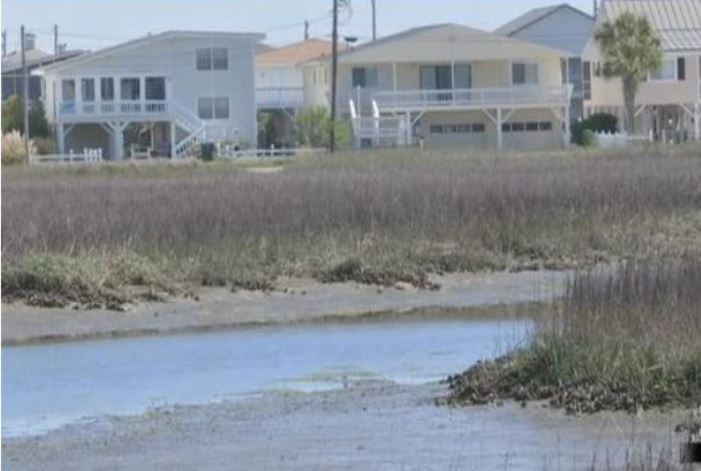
[2,148,701,306]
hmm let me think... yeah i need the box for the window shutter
[678,57,686,81]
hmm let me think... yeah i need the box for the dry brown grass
[2,149,701,305]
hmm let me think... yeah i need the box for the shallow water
[3,316,527,437]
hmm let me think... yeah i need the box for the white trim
[508,59,540,86]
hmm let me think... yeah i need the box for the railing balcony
[59,100,170,119]
[371,85,572,111]
[256,87,304,110]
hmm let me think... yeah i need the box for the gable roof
[598,0,701,52]
[495,3,593,36]
[308,23,568,66]
[2,48,85,73]
[256,38,344,67]
[35,30,265,75]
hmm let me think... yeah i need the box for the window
[471,123,485,133]
[61,79,76,101]
[212,48,228,70]
[352,67,378,88]
[677,57,686,81]
[526,122,539,131]
[198,97,213,119]
[81,78,95,101]
[539,121,553,131]
[197,48,228,71]
[101,77,114,101]
[120,78,140,100]
[512,62,538,85]
[145,77,166,100]
[198,97,229,120]
[455,124,471,133]
[502,123,511,133]
[650,57,676,81]
[512,122,525,132]
[214,97,229,119]
[430,125,444,134]
[454,64,472,89]
[582,61,592,100]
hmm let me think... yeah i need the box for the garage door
[502,121,559,150]
[428,123,487,149]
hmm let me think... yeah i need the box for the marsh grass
[2,148,701,306]
[447,259,701,414]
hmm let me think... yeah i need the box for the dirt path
[2,270,568,345]
[3,381,684,471]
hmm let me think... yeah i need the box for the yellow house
[582,0,701,141]
[301,23,573,151]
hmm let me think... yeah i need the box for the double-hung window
[198,97,229,120]
[650,57,677,81]
[101,78,114,101]
[81,78,95,102]
[351,67,378,88]
[512,62,539,86]
[197,48,228,71]
[120,78,140,100]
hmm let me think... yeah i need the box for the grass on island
[445,259,701,414]
[2,146,701,307]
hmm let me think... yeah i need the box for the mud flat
[2,381,684,471]
[2,270,567,346]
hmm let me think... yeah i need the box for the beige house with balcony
[582,0,701,141]
[301,23,573,150]
[34,30,264,160]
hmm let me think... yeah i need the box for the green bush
[1,95,50,138]
[33,137,57,155]
[295,107,351,149]
[581,129,597,147]
[572,113,618,146]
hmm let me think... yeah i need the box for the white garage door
[502,121,559,150]
[428,123,487,149]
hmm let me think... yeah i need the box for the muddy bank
[2,270,568,346]
[2,381,685,471]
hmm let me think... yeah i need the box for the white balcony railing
[256,87,304,109]
[59,100,170,119]
[372,86,571,110]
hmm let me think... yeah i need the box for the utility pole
[54,24,59,55]
[20,25,30,160]
[2,30,6,58]
[330,0,339,153]
[371,0,377,41]
[304,21,310,41]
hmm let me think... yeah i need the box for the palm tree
[595,12,662,134]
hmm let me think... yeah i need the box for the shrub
[295,107,351,148]
[572,113,618,146]
[580,129,596,147]
[33,137,57,155]
[1,95,50,138]
[1,131,34,165]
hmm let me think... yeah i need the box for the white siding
[509,8,594,56]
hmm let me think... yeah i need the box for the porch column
[695,103,700,141]
[392,62,397,92]
[170,120,177,159]
[57,122,65,154]
[564,104,571,148]
[405,112,411,147]
[496,108,503,149]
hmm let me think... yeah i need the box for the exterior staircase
[171,101,207,158]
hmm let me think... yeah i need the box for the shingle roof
[599,0,701,52]
[256,38,343,67]
[2,48,85,73]
[495,4,564,35]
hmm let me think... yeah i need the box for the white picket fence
[595,131,652,149]
[30,148,104,164]
[216,144,327,160]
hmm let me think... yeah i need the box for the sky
[2,0,595,53]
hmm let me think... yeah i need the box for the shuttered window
[678,57,686,81]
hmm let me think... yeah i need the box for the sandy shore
[3,381,684,471]
[2,270,568,346]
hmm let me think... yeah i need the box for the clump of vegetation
[295,107,351,148]
[2,95,51,138]
[572,113,618,146]
[1,130,34,165]
[445,259,701,414]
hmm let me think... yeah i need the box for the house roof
[2,48,85,73]
[35,30,266,75]
[598,0,701,52]
[305,23,568,66]
[495,3,593,36]
[256,38,342,67]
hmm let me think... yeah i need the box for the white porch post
[57,122,65,154]
[405,112,411,147]
[564,104,571,148]
[496,108,503,149]
[170,120,177,159]
[695,102,700,141]
[392,62,397,92]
